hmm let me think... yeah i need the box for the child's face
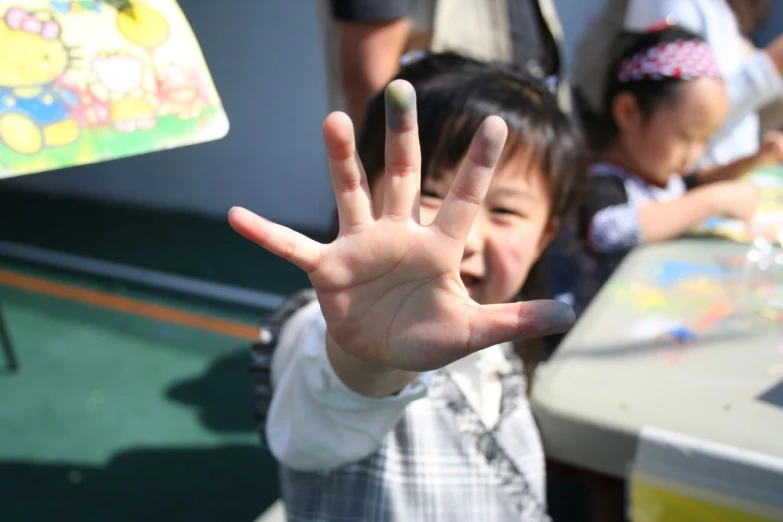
[616,78,729,184]
[372,147,555,305]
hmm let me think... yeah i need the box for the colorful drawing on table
[757,307,783,322]
[691,166,783,245]
[0,0,228,179]
[661,301,741,365]
[612,259,745,300]
[628,317,681,341]
[612,261,746,354]
[626,300,737,341]
[654,260,737,288]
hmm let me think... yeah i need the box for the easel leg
[0,304,18,372]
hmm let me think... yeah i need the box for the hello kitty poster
[0,0,228,178]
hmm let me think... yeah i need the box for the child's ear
[612,92,642,132]
[534,219,559,258]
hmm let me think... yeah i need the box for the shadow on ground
[167,349,256,434]
[1,350,279,521]
[1,445,278,522]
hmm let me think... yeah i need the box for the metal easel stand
[0,301,18,373]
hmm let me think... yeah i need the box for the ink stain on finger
[520,300,575,336]
[385,80,417,132]
[545,301,576,333]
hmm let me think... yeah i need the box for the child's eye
[421,189,443,199]
[492,207,525,218]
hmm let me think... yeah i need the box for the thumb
[466,299,575,353]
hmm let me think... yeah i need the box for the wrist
[325,333,417,397]
[755,149,778,167]
[695,183,725,216]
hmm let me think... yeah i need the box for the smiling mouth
[460,275,481,291]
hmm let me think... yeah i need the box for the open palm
[229,81,573,373]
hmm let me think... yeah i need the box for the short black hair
[356,52,587,232]
[590,25,708,151]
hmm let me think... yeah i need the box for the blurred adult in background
[320,0,569,130]
[727,0,783,132]
[573,0,783,167]
[727,0,770,36]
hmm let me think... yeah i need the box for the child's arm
[259,298,433,471]
[637,182,756,243]
[586,178,757,252]
[689,131,783,185]
[234,79,572,409]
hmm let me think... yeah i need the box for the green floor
[0,261,281,521]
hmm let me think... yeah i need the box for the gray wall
[556,0,608,68]
[4,1,335,232]
[8,0,777,235]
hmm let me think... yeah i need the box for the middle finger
[382,80,422,221]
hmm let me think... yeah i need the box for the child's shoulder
[258,289,317,343]
[251,288,317,446]
[589,161,632,180]
[584,162,630,200]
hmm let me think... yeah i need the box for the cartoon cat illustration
[0,6,80,154]
[89,50,156,132]
[156,63,209,120]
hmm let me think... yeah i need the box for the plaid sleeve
[329,0,409,21]
[582,175,641,253]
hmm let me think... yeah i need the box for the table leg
[591,474,626,522]
[0,303,18,373]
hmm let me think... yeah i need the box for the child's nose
[462,219,484,258]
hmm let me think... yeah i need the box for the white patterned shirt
[251,291,550,521]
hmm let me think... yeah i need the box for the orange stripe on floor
[0,269,259,340]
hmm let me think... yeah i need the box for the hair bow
[618,39,723,83]
[4,7,61,41]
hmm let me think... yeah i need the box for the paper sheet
[758,379,783,410]
[0,0,228,178]
[692,167,783,245]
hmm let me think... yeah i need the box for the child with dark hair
[231,53,587,521]
[576,25,783,312]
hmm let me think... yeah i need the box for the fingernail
[385,80,416,132]
[541,301,576,334]
[524,300,575,336]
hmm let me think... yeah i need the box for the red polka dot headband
[617,39,723,83]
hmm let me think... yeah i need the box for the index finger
[432,116,508,240]
[228,207,326,273]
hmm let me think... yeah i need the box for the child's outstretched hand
[229,81,573,389]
